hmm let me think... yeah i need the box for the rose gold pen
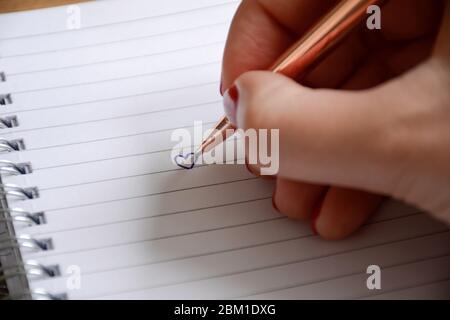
[185,0,382,167]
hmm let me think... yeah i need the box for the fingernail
[223,85,238,125]
[244,160,251,173]
[244,159,257,176]
[311,199,324,235]
[219,80,224,96]
[272,190,279,212]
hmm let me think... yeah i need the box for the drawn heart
[175,152,196,170]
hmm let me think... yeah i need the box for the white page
[0,0,448,300]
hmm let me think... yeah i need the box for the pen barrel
[270,0,382,78]
[201,0,383,157]
[200,116,235,154]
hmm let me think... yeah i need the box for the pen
[186,0,382,167]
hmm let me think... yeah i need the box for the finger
[222,0,443,92]
[306,51,387,241]
[273,178,326,220]
[232,70,420,197]
[304,1,442,88]
[306,48,390,239]
[382,35,437,76]
[300,31,368,89]
[221,0,337,92]
[312,187,384,240]
[433,0,450,59]
[342,34,438,90]
[244,138,273,178]
[379,0,445,41]
[244,157,274,180]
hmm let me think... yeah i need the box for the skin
[220,0,450,240]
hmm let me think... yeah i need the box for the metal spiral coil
[0,100,62,299]
[0,183,39,200]
[0,208,46,227]
[24,288,67,300]
[0,94,12,106]
[0,260,60,282]
[0,116,19,129]
[0,138,25,153]
[0,160,32,176]
[0,234,53,253]
[2,288,68,300]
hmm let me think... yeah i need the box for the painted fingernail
[244,160,257,176]
[272,191,279,212]
[244,160,251,173]
[311,199,324,235]
[223,85,238,125]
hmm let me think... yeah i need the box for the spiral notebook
[0,0,449,300]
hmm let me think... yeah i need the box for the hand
[220,0,450,239]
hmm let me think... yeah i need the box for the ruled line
[19,120,226,171]
[38,161,217,191]
[30,196,273,236]
[32,193,421,240]
[8,40,225,76]
[2,22,228,60]
[0,1,238,41]
[71,235,310,278]
[9,60,220,94]
[83,216,287,251]
[0,81,219,115]
[19,132,241,173]
[20,120,216,152]
[358,278,450,300]
[28,212,425,267]
[62,235,310,296]
[34,153,245,191]
[233,252,450,300]
[42,176,257,213]
[32,210,283,258]
[33,147,175,171]
[6,99,220,134]
[85,231,450,300]
[27,149,244,195]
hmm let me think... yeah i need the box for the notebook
[0,0,449,300]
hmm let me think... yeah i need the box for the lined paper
[0,0,448,299]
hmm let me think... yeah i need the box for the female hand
[220,0,450,239]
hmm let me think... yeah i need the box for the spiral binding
[0,161,32,176]
[0,208,45,227]
[1,288,67,300]
[0,90,64,300]
[13,288,67,300]
[0,94,12,106]
[0,116,19,129]
[0,234,53,252]
[0,138,25,153]
[0,260,60,282]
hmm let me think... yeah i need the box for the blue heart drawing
[175,152,196,170]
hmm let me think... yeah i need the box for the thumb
[228,70,411,197]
